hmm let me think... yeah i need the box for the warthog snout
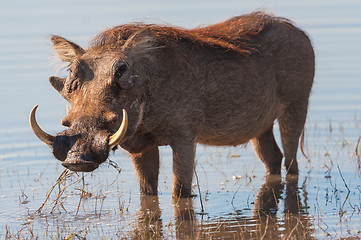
[29,105,128,172]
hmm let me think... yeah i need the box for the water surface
[1,0,361,238]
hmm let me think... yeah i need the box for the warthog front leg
[170,138,196,198]
[130,146,160,195]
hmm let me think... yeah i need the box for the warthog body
[31,12,314,197]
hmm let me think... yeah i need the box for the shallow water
[1,0,361,239]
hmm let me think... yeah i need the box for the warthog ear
[49,76,65,92]
[49,76,71,100]
[51,35,85,62]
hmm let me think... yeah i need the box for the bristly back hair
[90,11,276,55]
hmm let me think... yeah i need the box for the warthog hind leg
[251,127,283,174]
[278,103,308,174]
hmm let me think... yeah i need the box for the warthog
[30,12,314,197]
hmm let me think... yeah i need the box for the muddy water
[1,0,361,239]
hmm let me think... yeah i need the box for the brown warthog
[30,12,314,198]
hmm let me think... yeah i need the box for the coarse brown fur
[43,11,314,198]
[91,11,274,54]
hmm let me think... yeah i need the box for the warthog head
[29,33,153,172]
[30,106,127,172]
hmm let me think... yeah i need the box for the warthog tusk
[109,109,128,149]
[29,105,55,148]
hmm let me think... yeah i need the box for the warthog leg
[170,138,196,198]
[251,127,283,174]
[278,103,309,174]
[131,146,160,195]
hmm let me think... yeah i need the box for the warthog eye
[114,62,127,79]
[113,62,134,90]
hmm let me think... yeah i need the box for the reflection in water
[173,197,196,239]
[252,175,314,239]
[133,175,314,239]
[132,195,163,239]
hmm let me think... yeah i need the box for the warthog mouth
[61,158,99,172]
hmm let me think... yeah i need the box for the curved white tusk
[29,105,55,148]
[109,109,128,149]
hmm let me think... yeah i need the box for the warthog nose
[61,154,99,172]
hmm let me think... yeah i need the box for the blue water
[1,0,361,238]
